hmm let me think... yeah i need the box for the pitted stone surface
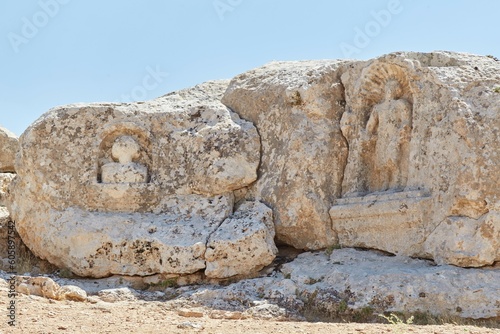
[0,126,18,173]
[223,51,500,266]
[0,173,15,207]
[7,81,270,278]
[6,51,500,278]
[205,201,278,278]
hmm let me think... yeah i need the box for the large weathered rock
[222,60,349,250]
[205,201,277,278]
[330,52,500,265]
[7,51,500,275]
[222,52,500,268]
[7,80,277,278]
[0,126,18,173]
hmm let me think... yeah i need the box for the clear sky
[1,0,499,136]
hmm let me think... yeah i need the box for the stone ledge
[329,190,432,256]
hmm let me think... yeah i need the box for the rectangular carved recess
[329,190,432,255]
[331,190,430,220]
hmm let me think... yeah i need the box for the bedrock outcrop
[168,249,500,320]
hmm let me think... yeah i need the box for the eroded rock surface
[424,213,500,267]
[0,173,15,207]
[3,248,497,321]
[280,249,500,320]
[333,52,500,265]
[172,249,500,320]
[205,201,277,278]
[7,81,276,278]
[15,276,88,301]
[0,126,18,173]
[223,51,500,267]
[222,60,349,250]
[6,51,500,280]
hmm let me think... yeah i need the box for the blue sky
[1,0,499,136]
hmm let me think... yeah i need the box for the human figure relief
[101,136,148,183]
[365,79,412,191]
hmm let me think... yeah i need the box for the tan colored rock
[0,126,18,173]
[183,250,500,320]
[330,51,500,265]
[7,51,500,275]
[0,173,15,207]
[209,310,246,320]
[329,190,431,256]
[15,276,60,300]
[222,60,349,250]
[298,50,499,268]
[223,52,500,268]
[178,309,204,318]
[424,212,500,267]
[205,201,277,278]
[8,81,262,278]
[98,288,138,303]
[280,249,500,319]
[58,285,88,301]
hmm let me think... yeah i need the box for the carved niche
[83,122,158,213]
[97,123,152,184]
[340,63,414,195]
[331,63,431,256]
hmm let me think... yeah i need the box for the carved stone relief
[340,63,414,195]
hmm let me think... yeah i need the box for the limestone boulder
[223,52,500,267]
[7,80,268,278]
[15,276,61,299]
[7,51,500,274]
[222,52,500,268]
[222,60,349,249]
[424,213,500,267]
[0,126,18,173]
[331,51,500,265]
[58,285,88,302]
[205,201,278,278]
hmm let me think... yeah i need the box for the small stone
[59,285,88,302]
[98,288,137,303]
[15,276,61,300]
[209,310,246,320]
[178,309,204,318]
[177,321,204,330]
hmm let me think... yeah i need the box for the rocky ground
[0,292,499,334]
[0,247,499,333]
